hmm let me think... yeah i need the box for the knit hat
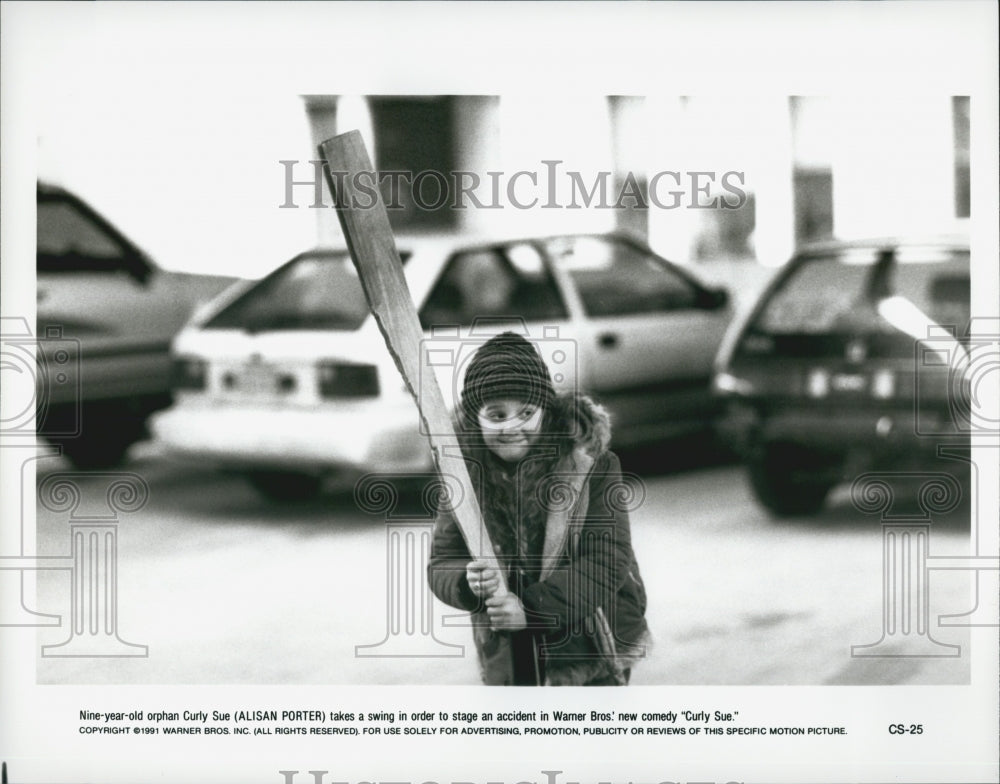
[461,332,556,419]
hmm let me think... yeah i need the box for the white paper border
[2,2,998,783]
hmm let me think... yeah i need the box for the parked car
[152,232,733,499]
[36,183,238,468]
[712,235,971,516]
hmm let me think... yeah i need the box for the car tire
[245,471,323,502]
[746,442,839,517]
[51,410,146,469]
[56,435,135,471]
[43,401,159,470]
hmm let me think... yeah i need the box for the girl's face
[477,398,545,462]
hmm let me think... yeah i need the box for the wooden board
[319,130,506,593]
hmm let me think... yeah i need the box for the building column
[831,96,956,239]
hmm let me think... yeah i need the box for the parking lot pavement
[31,445,972,685]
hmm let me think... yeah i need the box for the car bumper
[150,400,433,473]
[717,400,967,457]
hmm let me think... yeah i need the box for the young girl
[428,332,650,686]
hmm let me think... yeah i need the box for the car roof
[304,229,657,255]
[294,229,674,290]
[794,234,970,256]
[38,181,71,197]
[191,229,706,327]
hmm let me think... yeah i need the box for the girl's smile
[477,398,545,462]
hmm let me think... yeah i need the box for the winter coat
[427,397,650,686]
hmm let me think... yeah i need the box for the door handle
[598,332,619,349]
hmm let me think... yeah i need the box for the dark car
[712,236,971,516]
[36,183,238,468]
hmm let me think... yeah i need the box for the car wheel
[746,442,839,517]
[245,471,323,502]
[52,413,146,469]
[56,435,135,471]
[45,403,152,470]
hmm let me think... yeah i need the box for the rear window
[37,198,129,272]
[204,251,376,332]
[751,246,970,340]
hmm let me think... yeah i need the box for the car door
[417,241,579,414]
[542,234,731,444]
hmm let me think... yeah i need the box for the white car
[153,232,733,499]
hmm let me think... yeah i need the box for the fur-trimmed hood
[562,393,612,459]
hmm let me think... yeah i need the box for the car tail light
[806,369,829,398]
[171,357,207,391]
[316,361,379,399]
[712,372,754,396]
[871,369,895,399]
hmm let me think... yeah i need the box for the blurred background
[37,92,970,281]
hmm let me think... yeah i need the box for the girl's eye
[519,407,536,420]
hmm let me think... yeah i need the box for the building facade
[300,94,970,269]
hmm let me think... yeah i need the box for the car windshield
[204,251,376,332]
[750,246,970,343]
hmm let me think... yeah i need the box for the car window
[37,199,127,272]
[419,244,567,329]
[753,248,971,337]
[204,252,371,332]
[544,235,698,317]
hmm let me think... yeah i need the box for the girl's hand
[485,593,527,631]
[466,559,501,599]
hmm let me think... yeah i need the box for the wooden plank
[319,130,506,594]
